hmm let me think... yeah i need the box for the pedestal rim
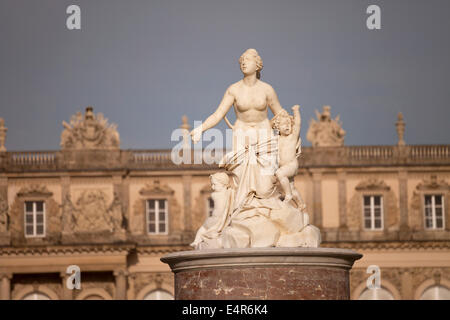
[161,247,362,273]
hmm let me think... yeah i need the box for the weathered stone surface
[161,247,362,300]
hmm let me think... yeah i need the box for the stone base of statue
[161,247,362,300]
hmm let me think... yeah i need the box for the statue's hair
[239,48,263,79]
[210,172,230,187]
[271,109,294,131]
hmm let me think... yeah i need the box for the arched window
[83,295,104,300]
[420,285,450,300]
[143,289,173,300]
[358,287,394,300]
[23,292,51,300]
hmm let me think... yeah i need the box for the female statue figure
[190,49,321,249]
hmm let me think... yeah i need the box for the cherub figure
[272,105,305,208]
[190,172,233,249]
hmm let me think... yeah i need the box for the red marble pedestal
[161,247,362,300]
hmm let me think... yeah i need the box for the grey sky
[0,0,449,151]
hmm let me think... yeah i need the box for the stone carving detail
[138,180,175,197]
[396,112,406,146]
[0,195,8,232]
[17,184,53,198]
[355,179,391,191]
[60,106,120,150]
[61,194,77,234]
[411,267,450,293]
[307,105,346,147]
[61,190,126,233]
[0,118,7,152]
[133,272,173,296]
[347,179,399,231]
[416,175,450,191]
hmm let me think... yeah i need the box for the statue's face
[279,118,292,136]
[240,54,258,76]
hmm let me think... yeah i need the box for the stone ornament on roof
[306,105,346,147]
[60,107,120,150]
[0,118,7,152]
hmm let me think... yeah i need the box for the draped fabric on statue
[217,120,287,247]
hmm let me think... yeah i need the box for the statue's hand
[292,105,300,111]
[190,126,203,144]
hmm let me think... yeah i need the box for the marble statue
[272,105,305,209]
[190,49,321,249]
[60,106,120,150]
[191,173,234,249]
[306,105,345,147]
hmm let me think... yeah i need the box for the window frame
[146,199,168,235]
[362,195,384,231]
[423,194,445,230]
[24,200,46,238]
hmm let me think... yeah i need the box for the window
[207,197,214,217]
[420,285,450,300]
[24,201,45,237]
[143,289,174,300]
[363,195,383,230]
[23,292,50,300]
[147,199,168,234]
[358,287,394,300]
[424,195,444,229]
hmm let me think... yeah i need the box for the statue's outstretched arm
[292,105,301,138]
[267,85,284,116]
[203,88,234,131]
[191,87,234,143]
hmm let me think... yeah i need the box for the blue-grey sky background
[0,0,449,151]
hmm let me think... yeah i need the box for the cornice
[321,240,450,251]
[0,244,135,257]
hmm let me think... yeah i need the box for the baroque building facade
[0,107,449,300]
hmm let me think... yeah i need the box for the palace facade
[0,107,449,300]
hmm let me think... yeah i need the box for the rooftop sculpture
[307,105,346,147]
[60,106,120,150]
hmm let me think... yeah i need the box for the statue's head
[210,172,230,191]
[321,106,331,122]
[85,106,94,120]
[272,110,294,136]
[239,49,263,79]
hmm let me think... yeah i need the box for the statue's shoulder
[258,80,275,92]
[227,81,242,94]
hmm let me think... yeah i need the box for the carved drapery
[347,179,399,231]
[410,176,449,231]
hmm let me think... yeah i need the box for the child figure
[190,172,233,249]
[272,105,306,209]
